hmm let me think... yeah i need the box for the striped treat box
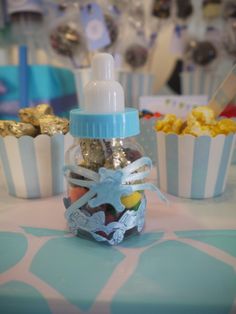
[180,68,222,98]
[118,71,154,108]
[73,68,154,108]
[0,133,73,198]
[156,132,236,199]
[232,147,236,164]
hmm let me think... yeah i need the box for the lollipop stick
[19,45,28,108]
[208,63,236,116]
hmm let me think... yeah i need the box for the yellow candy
[121,192,142,209]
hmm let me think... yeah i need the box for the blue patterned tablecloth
[0,167,236,314]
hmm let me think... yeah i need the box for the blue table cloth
[0,167,236,314]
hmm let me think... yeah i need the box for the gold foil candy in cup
[36,104,53,115]
[0,121,11,137]
[19,104,53,126]
[39,115,69,135]
[0,105,73,199]
[7,121,38,138]
[0,120,38,138]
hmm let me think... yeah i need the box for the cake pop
[186,40,217,66]
[152,0,172,19]
[176,0,193,20]
[125,44,148,68]
[50,23,81,57]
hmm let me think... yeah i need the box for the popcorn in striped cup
[155,107,236,198]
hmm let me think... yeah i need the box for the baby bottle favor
[63,53,165,245]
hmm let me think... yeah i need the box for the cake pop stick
[208,63,236,116]
[18,45,28,108]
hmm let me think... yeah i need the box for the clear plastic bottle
[63,53,160,245]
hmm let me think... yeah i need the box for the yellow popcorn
[172,118,184,134]
[155,114,183,134]
[216,119,236,135]
[182,122,213,137]
[187,106,215,126]
[155,106,236,137]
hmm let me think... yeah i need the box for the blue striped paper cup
[180,69,221,98]
[0,133,73,198]
[232,143,236,164]
[155,132,236,199]
[118,70,154,108]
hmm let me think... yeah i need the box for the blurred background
[0,0,236,119]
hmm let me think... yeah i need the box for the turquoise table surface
[0,166,236,314]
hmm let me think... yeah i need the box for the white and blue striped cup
[118,70,154,108]
[180,69,222,98]
[156,132,236,199]
[232,143,236,164]
[0,133,73,198]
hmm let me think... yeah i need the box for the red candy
[69,186,88,203]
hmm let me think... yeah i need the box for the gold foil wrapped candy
[39,115,69,135]
[79,138,129,171]
[79,139,106,171]
[104,139,129,169]
[0,121,38,138]
[19,104,53,126]
[0,104,69,138]
[0,121,11,137]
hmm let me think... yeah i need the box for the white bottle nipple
[84,53,125,113]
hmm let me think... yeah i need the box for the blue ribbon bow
[64,157,167,245]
